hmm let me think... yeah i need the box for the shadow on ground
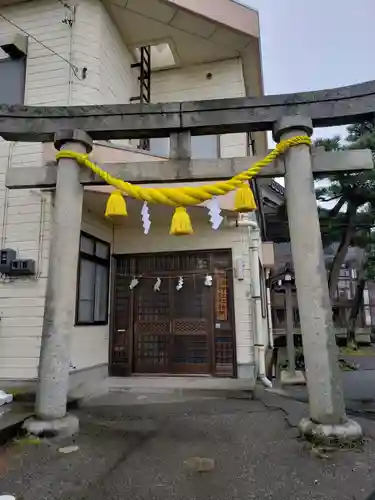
[1,394,375,500]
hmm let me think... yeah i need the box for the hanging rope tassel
[234,182,257,212]
[169,207,193,235]
[105,190,128,218]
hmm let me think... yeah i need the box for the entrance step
[81,377,255,407]
[112,376,253,398]
[108,376,254,392]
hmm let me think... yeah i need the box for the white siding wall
[0,0,136,380]
[151,59,248,158]
[0,0,68,379]
[70,210,113,372]
[0,188,52,379]
[71,0,136,105]
[113,221,255,373]
[0,0,255,380]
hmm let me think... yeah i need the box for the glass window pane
[94,264,109,322]
[95,241,109,260]
[80,235,94,255]
[78,299,94,323]
[191,135,218,159]
[79,259,95,301]
[149,137,170,157]
[149,136,219,159]
[0,56,26,105]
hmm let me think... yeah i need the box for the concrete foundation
[68,364,108,399]
[280,370,306,386]
[237,363,256,383]
[23,414,79,438]
[0,364,108,400]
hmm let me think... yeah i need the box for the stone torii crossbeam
[2,80,375,443]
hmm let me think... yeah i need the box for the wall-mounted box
[10,259,35,276]
[0,249,17,275]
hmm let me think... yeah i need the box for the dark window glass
[76,233,110,325]
[0,55,26,105]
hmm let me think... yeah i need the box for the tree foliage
[314,120,375,344]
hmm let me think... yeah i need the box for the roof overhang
[165,0,259,39]
[104,0,260,69]
[0,0,262,96]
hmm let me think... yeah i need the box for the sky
[240,0,374,142]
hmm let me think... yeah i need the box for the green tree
[314,126,375,299]
[314,120,375,345]
[346,234,375,349]
[314,135,342,152]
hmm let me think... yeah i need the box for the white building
[0,0,274,395]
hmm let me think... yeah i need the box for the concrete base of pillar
[280,370,306,386]
[299,417,362,445]
[23,414,79,438]
[237,363,256,384]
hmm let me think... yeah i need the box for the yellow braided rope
[56,135,311,207]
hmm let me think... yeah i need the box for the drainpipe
[233,217,272,388]
[265,269,274,349]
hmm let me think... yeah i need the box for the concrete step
[80,377,256,407]
[107,376,255,393]
[104,377,254,401]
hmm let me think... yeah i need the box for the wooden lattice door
[169,253,211,374]
[110,251,236,377]
[110,257,133,376]
[133,270,171,373]
[212,253,236,377]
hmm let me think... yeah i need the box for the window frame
[75,231,111,326]
[0,54,26,105]
[148,135,221,159]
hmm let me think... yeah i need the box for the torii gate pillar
[274,116,362,443]
[24,130,92,438]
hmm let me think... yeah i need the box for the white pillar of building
[273,116,362,443]
[24,130,92,438]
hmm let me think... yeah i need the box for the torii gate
[2,80,375,443]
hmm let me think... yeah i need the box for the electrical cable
[0,11,85,80]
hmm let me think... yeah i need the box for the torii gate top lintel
[1,80,375,142]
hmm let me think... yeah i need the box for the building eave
[164,0,260,40]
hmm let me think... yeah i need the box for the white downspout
[234,217,272,388]
[266,269,274,349]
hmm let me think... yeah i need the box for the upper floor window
[76,233,110,326]
[149,135,220,159]
[0,35,27,105]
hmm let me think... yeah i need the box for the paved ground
[280,352,375,418]
[1,391,375,500]
[341,352,375,407]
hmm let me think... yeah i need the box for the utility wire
[0,11,85,80]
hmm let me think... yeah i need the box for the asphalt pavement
[278,352,375,419]
[1,392,375,500]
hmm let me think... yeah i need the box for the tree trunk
[328,202,357,299]
[347,273,366,349]
[329,197,347,218]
